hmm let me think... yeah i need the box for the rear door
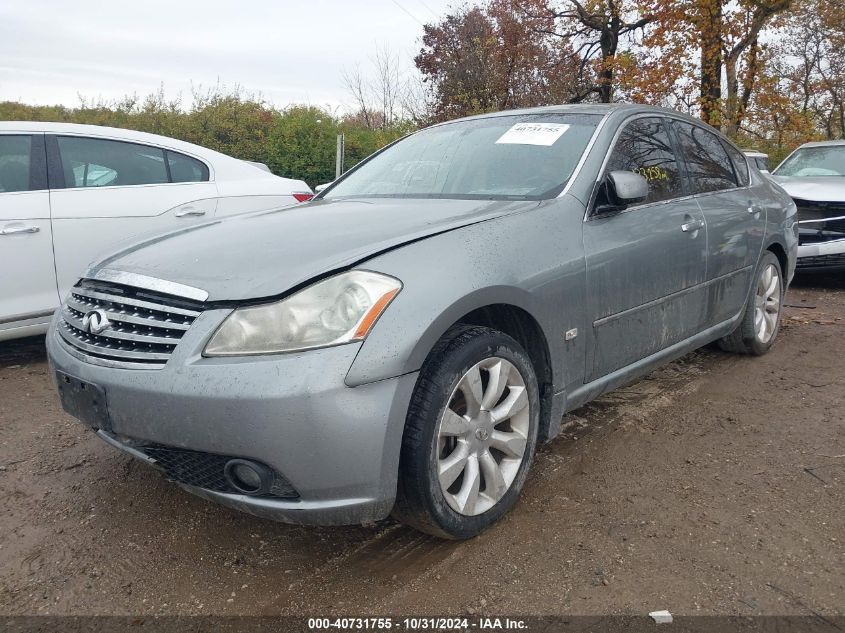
[47,135,218,298]
[671,121,764,326]
[583,116,708,381]
[0,133,58,327]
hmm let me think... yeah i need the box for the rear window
[722,142,750,186]
[325,114,603,200]
[673,122,738,193]
[167,150,209,182]
[58,137,168,188]
[56,137,210,187]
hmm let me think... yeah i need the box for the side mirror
[314,183,332,193]
[606,170,649,206]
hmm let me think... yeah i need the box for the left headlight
[204,271,401,356]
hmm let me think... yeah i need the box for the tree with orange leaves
[414,0,586,121]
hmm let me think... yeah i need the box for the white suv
[0,122,312,341]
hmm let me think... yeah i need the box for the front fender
[344,202,588,393]
[345,283,545,387]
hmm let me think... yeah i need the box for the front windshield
[325,113,603,200]
[775,146,845,177]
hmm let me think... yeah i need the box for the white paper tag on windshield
[496,122,570,146]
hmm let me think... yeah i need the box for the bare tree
[342,45,408,129]
[514,0,652,103]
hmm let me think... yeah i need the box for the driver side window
[605,117,684,205]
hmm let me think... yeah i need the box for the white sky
[0,0,454,111]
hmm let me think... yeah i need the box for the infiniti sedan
[47,105,797,538]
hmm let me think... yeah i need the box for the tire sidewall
[746,251,784,355]
[416,331,540,539]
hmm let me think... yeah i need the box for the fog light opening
[224,459,272,496]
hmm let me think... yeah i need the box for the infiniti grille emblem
[82,309,111,335]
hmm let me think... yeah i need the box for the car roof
[798,139,845,148]
[0,121,225,159]
[742,150,768,157]
[430,103,727,138]
[438,103,704,123]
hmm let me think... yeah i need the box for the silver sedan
[47,104,797,538]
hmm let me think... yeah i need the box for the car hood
[770,175,845,202]
[90,197,537,302]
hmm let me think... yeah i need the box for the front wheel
[393,326,540,539]
[719,251,784,355]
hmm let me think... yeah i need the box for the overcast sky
[0,0,453,111]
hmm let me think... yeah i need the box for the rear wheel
[393,326,540,539]
[719,251,784,355]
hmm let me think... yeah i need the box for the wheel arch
[348,284,558,386]
[450,303,555,442]
[765,239,788,276]
[348,286,559,442]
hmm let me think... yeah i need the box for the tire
[718,251,784,355]
[393,325,540,539]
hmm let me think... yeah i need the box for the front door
[0,133,58,329]
[583,116,708,381]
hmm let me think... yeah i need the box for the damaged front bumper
[46,309,418,526]
[794,199,845,269]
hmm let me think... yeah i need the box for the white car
[743,150,770,174]
[0,122,312,341]
[770,140,845,270]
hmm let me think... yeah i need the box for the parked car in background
[47,104,796,538]
[771,140,845,270]
[744,150,770,173]
[0,122,312,341]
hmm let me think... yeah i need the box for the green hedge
[0,91,412,189]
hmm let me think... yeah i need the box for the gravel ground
[0,273,843,618]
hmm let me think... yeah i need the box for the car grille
[57,280,204,369]
[139,444,299,498]
[797,253,845,268]
[794,199,845,244]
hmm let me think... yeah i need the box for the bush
[0,88,411,189]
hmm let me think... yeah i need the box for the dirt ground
[1,274,843,618]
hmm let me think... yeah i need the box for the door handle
[0,225,40,236]
[681,219,705,233]
[175,208,206,218]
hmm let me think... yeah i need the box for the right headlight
[203,270,401,356]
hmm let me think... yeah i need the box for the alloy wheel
[754,263,781,344]
[436,357,531,516]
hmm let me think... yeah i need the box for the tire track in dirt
[272,349,726,614]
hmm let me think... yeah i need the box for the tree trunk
[724,38,759,138]
[699,0,723,126]
[598,17,620,103]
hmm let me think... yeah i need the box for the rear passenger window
[721,141,749,186]
[0,136,32,193]
[673,123,738,193]
[167,151,209,182]
[605,117,684,205]
[57,137,168,188]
